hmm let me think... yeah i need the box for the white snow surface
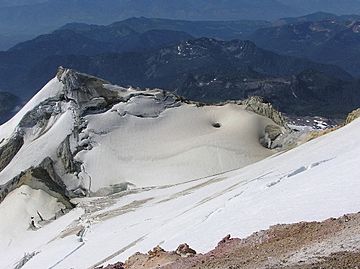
[80,102,274,190]
[0,185,66,251]
[1,116,359,269]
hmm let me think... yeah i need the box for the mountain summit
[0,67,287,203]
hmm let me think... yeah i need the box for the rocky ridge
[345,108,360,125]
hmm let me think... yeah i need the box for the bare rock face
[176,243,196,257]
[148,245,167,257]
[237,96,296,150]
[260,124,285,149]
[0,135,23,173]
[241,96,289,129]
[57,135,82,174]
[96,262,125,269]
[57,66,121,114]
[0,156,74,206]
[345,108,360,125]
[265,124,283,141]
[124,246,181,269]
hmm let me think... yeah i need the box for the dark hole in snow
[212,122,221,128]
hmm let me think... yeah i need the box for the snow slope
[0,185,66,250]
[1,114,359,268]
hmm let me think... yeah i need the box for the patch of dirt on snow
[99,213,360,269]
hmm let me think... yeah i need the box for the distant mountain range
[278,0,360,15]
[249,12,360,76]
[0,0,280,50]
[0,27,194,99]
[60,17,270,42]
[2,33,356,118]
[3,14,360,122]
[2,0,360,50]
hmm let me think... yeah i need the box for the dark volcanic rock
[0,135,24,172]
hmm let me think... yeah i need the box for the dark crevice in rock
[31,157,74,208]
[18,97,62,130]
[0,157,75,208]
[0,135,24,173]
[57,135,82,174]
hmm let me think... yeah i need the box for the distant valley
[250,12,360,76]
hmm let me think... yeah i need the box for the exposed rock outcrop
[345,108,360,125]
[0,157,74,207]
[57,66,121,114]
[0,135,23,172]
[216,96,292,149]
[260,124,285,149]
[240,96,289,129]
[122,246,181,269]
[100,244,196,269]
[229,96,297,150]
[19,99,62,129]
[57,135,82,174]
[264,124,283,141]
[96,262,125,269]
[176,243,196,257]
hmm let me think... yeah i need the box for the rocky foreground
[99,213,360,269]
